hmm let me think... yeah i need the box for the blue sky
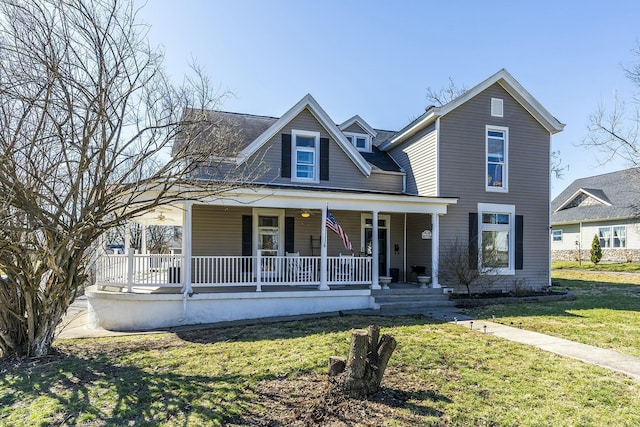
[139,0,640,198]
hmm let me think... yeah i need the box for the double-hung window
[599,226,626,248]
[478,203,515,274]
[486,126,508,192]
[552,230,563,242]
[344,132,371,152]
[292,130,320,182]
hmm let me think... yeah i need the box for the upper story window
[486,125,508,192]
[292,129,320,182]
[344,132,371,152]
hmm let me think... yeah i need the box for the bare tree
[438,238,499,296]
[0,0,260,357]
[425,77,468,107]
[584,44,640,165]
[146,225,180,254]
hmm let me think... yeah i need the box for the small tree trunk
[328,325,397,398]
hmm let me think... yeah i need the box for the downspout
[435,117,440,197]
[548,133,553,289]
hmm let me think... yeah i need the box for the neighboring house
[551,169,640,262]
[88,69,564,330]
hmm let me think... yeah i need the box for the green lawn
[1,314,640,426]
[470,270,640,358]
[552,260,640,272]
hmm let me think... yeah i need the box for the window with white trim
[486,125,508,192]
[552,229,563,242]
[344,132,371,152]
[598,226,626,248]
[478,203,515,274]
[292,130,319,182]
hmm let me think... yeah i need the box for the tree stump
[327,325,397,398]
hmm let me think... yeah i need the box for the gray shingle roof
[551,168,640,224]
[363,129,402,172]
[176,109,402,172]
[173,109,278,156]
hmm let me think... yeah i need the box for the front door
[362,214,390,276]
[253,209,284,278]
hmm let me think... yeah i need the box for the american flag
[326,208,353,251]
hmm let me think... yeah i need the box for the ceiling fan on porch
[149,209,168,223]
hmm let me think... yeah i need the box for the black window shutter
[515,215,524,270]
[320,137,329,181]
[285,217,295,253]
[281,134,291,178]
[469,213,478,270]
[242,215,252,256]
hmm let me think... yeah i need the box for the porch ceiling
[132,204,184,226]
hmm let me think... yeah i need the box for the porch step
[372,286,455,312]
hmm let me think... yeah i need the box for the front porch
[88,187,457,330]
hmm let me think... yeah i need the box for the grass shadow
[373,386,450,417]
[175,314,435,345]
[0,350,252,425]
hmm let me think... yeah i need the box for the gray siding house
[89,69,564,330]
[552,169,640,262]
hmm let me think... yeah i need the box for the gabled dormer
[339,115,377,153]
[237,95,371,179]
[554,188,612,212]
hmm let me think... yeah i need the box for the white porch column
[182,202,193,294]
[371,210,381,290]
[141,224,147,255]
[403,213,407,282]
[124,221,131,253]
[431,214,441,288]
[319,207,329,290]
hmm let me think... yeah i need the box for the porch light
[300,209,311,218]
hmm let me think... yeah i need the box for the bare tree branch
[425,77,468,107]
[0,0,264,357]
[583,44,640,167]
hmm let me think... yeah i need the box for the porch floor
[104,282,426,294]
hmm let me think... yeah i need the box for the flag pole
[319,203,329,290]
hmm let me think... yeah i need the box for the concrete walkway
[57,300,640,381]
[427,308,640,381]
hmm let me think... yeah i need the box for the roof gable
[339,115,378,137]
[237,94,371,176]
[380,69,565,150]
[551,169,640,224]
[555,188,612,212]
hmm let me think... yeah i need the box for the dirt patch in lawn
[226,368,447,427]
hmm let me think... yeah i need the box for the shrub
[590,234,602,265]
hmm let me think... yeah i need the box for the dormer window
[344,132,371,152]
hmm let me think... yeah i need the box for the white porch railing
[96,252,183,291]
[96,251,373,291]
